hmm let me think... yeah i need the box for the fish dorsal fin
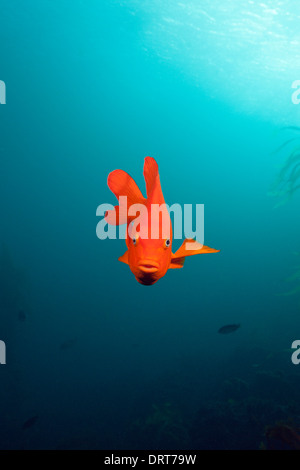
[105,169,146,225]
[118,250,129,265]
[173,239,220,258]
[143,156,160,199]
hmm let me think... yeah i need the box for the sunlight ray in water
[119,0,300,123]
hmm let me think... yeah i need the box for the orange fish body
[105,157,219,285]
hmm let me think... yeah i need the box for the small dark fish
[18,309,26,322]
[22,415,38,430]
[218,324,241,335]
[60,338,77,351]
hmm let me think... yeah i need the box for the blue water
[1,0,300,449]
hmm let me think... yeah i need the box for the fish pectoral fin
[118,250,129,265]
[173,239,220,258]
[169,238,220,268]
[169,256,185,269]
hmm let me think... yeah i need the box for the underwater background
[1,0,300,450]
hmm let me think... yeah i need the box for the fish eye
[165,239,171,248]
[131,230,140,246]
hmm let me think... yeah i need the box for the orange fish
[105,157,219,285]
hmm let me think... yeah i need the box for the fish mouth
[138,260,159,273]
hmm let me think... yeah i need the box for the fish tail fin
[105,169,146,225]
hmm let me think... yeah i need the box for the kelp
[269,127,300,206]
[270,129,300,298]
[283,265,300,296]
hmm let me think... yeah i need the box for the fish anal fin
[118,250,129,265]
